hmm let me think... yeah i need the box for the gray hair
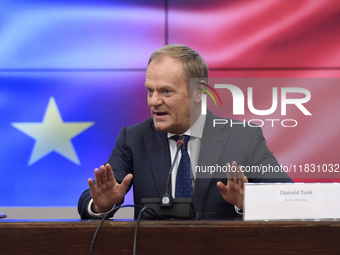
[148,44,208,91]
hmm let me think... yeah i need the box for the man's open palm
[88,164,133,213]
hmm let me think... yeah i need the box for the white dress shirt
[168,114,206,197]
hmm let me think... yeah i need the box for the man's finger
[94,168,102,187]
[88,178,95,190]
[106,164,114,183]
[216,181,228,196]
[238,174,244,188]
[232,161,239,183]
[236,164,245,184]
[119,174,133,194]
[100,165,108,184]
[226,163,234,181]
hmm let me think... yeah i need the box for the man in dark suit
[78,44,292,219]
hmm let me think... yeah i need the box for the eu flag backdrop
[0,0,163,209]
[0,71,150,206]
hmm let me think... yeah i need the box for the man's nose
[149,92,163,106]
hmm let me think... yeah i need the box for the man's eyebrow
[161,85,172,89]
[156,85,173,90]
[144,84,173,90]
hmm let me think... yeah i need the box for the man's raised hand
[88,164,133,213]
[216,161,248,210]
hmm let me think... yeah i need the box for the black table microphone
[141,136,195,219]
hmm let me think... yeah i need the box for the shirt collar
[167,114,206,139]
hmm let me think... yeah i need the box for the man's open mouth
[155,112,168,116]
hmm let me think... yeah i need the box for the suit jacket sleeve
[77,126,133,219]
[195,113,292,219]
[245,126,292,182]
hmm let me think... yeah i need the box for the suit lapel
[142,112,230,212]
[144,127,171,197]
[194,111,230,213]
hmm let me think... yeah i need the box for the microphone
[141,136,195,219]
[161,136,185,207]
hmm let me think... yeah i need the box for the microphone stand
[142,136,195,219]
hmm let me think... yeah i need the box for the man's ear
[194,81,207,103]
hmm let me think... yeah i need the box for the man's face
[145,56,191,134]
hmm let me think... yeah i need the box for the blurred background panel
[0,0,339,218]
[168,0,340,69]
[0,0,165,69]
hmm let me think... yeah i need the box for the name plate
[244,183,340,221]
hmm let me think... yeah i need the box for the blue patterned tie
[172,135,193,199]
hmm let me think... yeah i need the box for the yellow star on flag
[12,97,94,165]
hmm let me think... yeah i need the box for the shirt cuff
[87,198,115,218]
[234,205,243,215]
